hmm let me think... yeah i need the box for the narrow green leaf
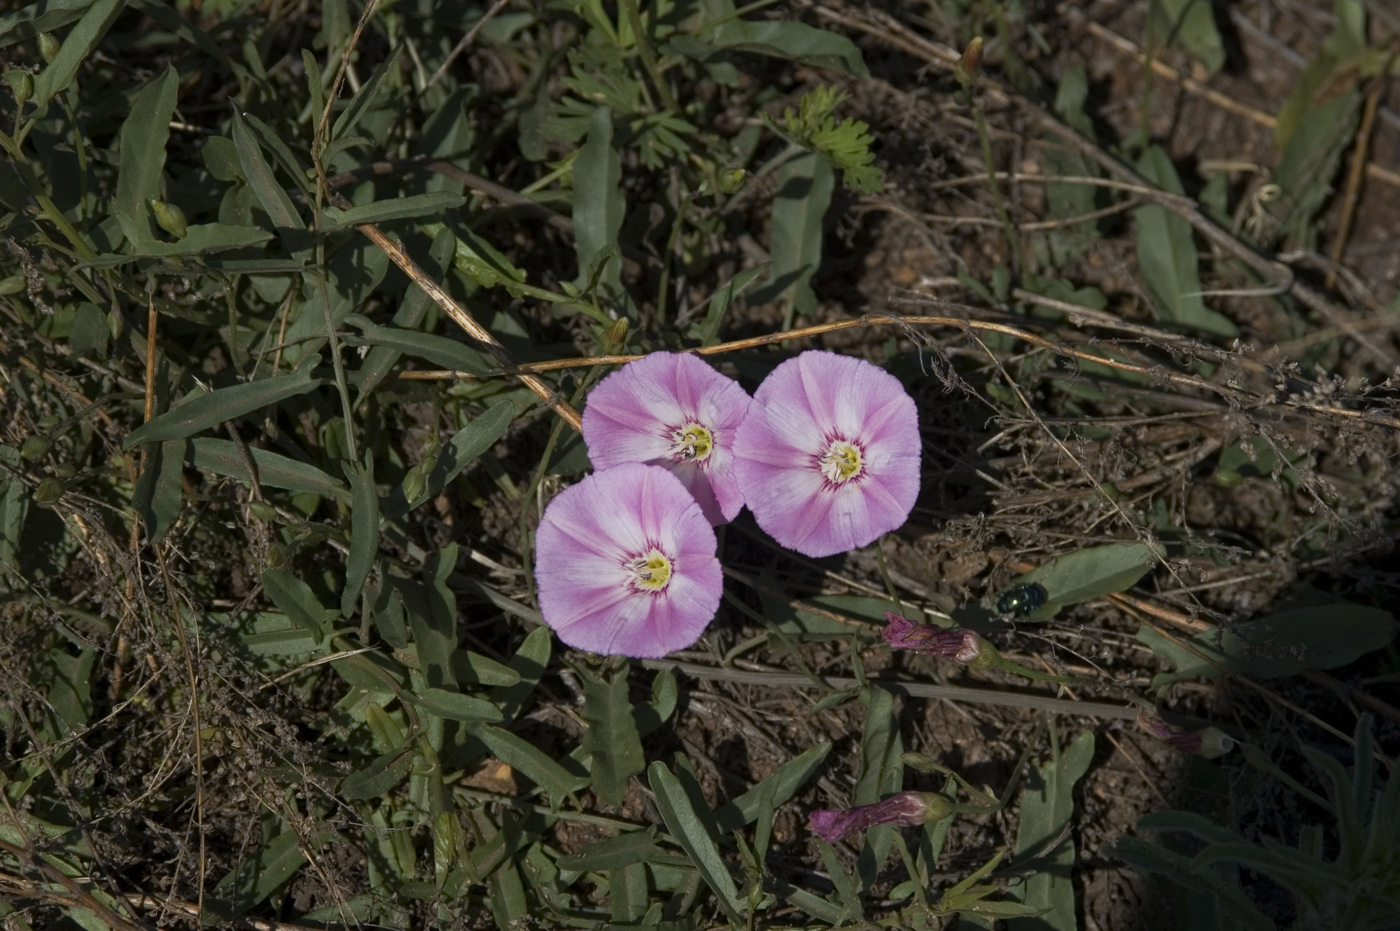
[749,150,834,316]
[302,49,326,139]
[457,651,520,687]
[491,627,551,721]
[714,741,832,834]
[261,568,335,638]
[0,0,95,49]
[32,0,124,106]
[132,437,184,543]
[1012,542,1155,621]
[684,18,868,77]
[475,724,586,805]
[342,747,415,800]
[114,64,178,246]
[413,543,459,689]
[343,317,493,376]
[855,685,903,885]
[341,458,378,616]
[1112,837,1276,931]
[124,365,323,448]
[1138,605,1395,685]
[203,827,332,925]
[323,192,467,230]
[555,827,662,872]
[647,761,744,924]
[189,437,350,500]
[231,109,311,257]
[1134,146,1237,336]
[404,687,503,723]
[1150,0,1225,73]
[696,262,769,346]
[1009,730,1095,931]
[381,401,514,520]
[572,106,625,299]
[580,665,646,806]
[331,46,401,141]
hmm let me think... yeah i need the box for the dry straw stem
[812,3,1400,370]
[398,313,1400,430]
[1328,50,1397,288]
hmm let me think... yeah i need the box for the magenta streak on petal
[541,512,633,563]
[558,593,653,655]
[792,353,838,431]
[860,394,918,450]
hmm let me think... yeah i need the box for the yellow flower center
[819,440,863,483]
[669,422,714,463]
[627,549,673,592]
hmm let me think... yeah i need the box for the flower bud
[39,33,61,65]
[247,501,279,522]
[34,477,65,506]
[718,169,746,195]
[883,611,998,668]
[20,435,52,461]
[606,316,629,347]
[151,200,187,239]
[4,69,33,106]
[808,791,954,843]
[956,37,983,84]
[1137,712,1235,759]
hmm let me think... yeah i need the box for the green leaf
[113,223,275,259]
[32,0,124,106]
[189,438,350,501]
[124,364,323,448]
[381,400,514,520]
[1272,88,1362,244]
[203,827,332,925]
[687,17,868,77]
[1134,146,1237,336]
[580,665,646,807]
[748,150,833,315]
[647,761,744,924]
[491,627,551,721]
[261,568,335,638]
[1112,837,1276,931]
[1012,542,1155,621]
[0,0,96,49]
[405,687,503,723]
[572,106,625,300]
[474,724,586,805]
[413,543,460,689]
[713,741,832,834]
[231,110,311,257]
[132,438,184,543]
[343,316,493,376]
[456,651,520,687]
[342,747,415,800]
[114,64,178,246]
[341,458,378,617]
[1150,0,1225,74]
[331,45,401,141]
[695,262,769,345]
[1137,605,1395,685]
[322,192,467,230]
[555,827,663,872]
[855,685,902,884]
[1009,731,1095,931]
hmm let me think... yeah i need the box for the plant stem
[654,193,689,328]
[619,0,678,113]
[969,94,1026,277]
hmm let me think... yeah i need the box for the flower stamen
[626,549,673,592]
[669,422,714,463]
[819,439,863,483]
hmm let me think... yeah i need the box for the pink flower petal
[734,351,920,558]
[582,352,752,525]
[536,463,723,658]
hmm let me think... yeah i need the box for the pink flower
[733,351,920,558]
[808,791,953,843]
[535,463,723,658]
[882,611,993,667]
[581,352,752,526]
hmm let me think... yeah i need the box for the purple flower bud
[808,791,954,843]
[1137,712,1235,759]
[883,612,994,667]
